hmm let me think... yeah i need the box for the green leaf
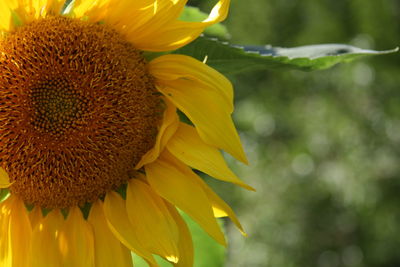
[174,37,398,74]
[132,212,226,267]
[180,7,230,40]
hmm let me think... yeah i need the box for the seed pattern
[30,77,89,136]
[0,17,163,208]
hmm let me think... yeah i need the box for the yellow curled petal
[0,168,12,188]
[31,210,64,267]
[149,54,233,111]
[145,150,226,246]
[88,200,133,267]
[58,207,95,267]
[126,0,230,51]
[126,179,179,263]
[0,195,32,267]
[149,55,247,164]
[167,122,254,190]
[103,191,158,267]
[165,203,194,267]
[136,99,179,169]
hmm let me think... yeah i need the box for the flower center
[0,17,163,208]
[30,77,88,136]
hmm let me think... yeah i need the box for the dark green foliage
[193,0,400,266]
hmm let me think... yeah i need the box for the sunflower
[0,0,252,266]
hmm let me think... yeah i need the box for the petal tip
[241,183,256,192]
[238,153,249,165]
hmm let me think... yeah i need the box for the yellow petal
[88,200,133,267]
[71,0,114,21]
[38,0,65,17]
[0,168,12,188]
[11,196,32,267]
[167,122,254,190]
[23,0,64,19]
[103,191,158,267]
[145,151,226,246]
[125,0,230,51]
[28,206,43,230]
[76,0,187,48]
[72,0,136,22]
[150,54,233,112]
[75,0,228,51]
[126,179,179,263]
[0,0,64,29]
[164,203,193,267]
[58,207,95,267]
[0,1,13,32]
[0,197,12,267]
[0,195,32,267]
[199,179,246,236]
[102,0,166,33]
[149,55,247,164]
[31,210,64,267]
[136,99,179,169]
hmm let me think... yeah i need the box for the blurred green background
[191,0,400,266]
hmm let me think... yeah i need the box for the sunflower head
[0,0,251,266]
[0,16,163,208]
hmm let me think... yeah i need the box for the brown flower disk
[0,17,163,208]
